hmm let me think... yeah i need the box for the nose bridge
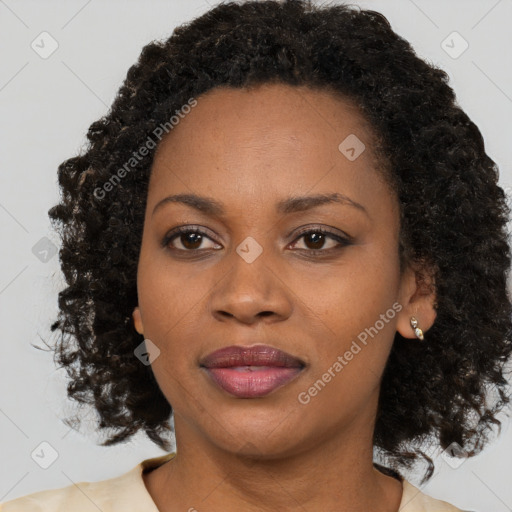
[235,233,270,289]
[226,233,273,302]
[209,232,292,323]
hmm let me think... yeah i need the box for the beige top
[0,452,465,511]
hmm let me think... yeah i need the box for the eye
[163,226,221,251]
[162,225,352,255]
[289,227,352,254]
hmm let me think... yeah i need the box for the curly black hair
[45,0,512,483]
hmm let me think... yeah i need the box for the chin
[201,411,307,458]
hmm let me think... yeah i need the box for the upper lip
[200,344,305,369]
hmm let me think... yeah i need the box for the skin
[132,83,436,512]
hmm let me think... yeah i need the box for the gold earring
[410,316,424,340]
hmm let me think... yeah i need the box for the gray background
[1,0,511,510]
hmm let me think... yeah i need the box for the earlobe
[408,316,424,340]
[396,263,437,340]
[132,306,144,335]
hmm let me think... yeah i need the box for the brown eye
[177,232,204,250]
[290,228,351,254]
[302,232,330,250]
[163,227,221,251]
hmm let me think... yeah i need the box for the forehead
[157,84,371,147]
[150,83,380,178]
[147,83,394,221]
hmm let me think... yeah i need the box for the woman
[2,0,510,510]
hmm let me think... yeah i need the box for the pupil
[306,232,324,250]
[183,233,202,249]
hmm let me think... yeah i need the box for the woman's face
[133,83,432,458]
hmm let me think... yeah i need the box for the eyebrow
[152,192,368,218]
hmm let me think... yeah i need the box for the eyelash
[162,225,352,256]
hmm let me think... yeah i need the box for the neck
[143,413,403,512]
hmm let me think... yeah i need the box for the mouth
[200,344,305,398]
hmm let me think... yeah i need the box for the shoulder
[400,480,473,512]
[0,471,139,512]
[0,480,103,512]
[0,453,174,512]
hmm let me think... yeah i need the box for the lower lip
[202,366,303,398]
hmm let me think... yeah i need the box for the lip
[200,344,305,368]
[200,344,305,398]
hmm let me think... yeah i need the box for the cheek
[292,244,401,368]
[299,245,399,316]
[136,256,220,384]
[137,263,203,405]
[295,276,399,417]
[137,253,206,332]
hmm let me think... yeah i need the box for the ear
[396,261,437,340]
[132,306,144,335]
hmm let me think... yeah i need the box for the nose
[208,245,293,325]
